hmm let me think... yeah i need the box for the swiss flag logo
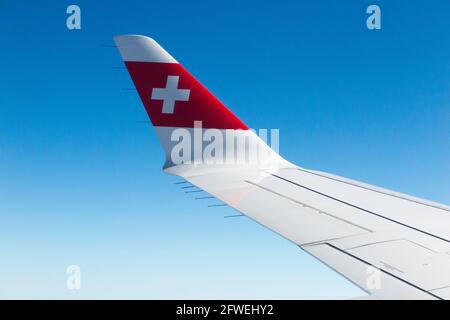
[125,61,248,130]
[151,75,190,114]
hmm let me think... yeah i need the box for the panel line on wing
[245,180,374,233]
[299,245,372,296]
[344,238,440,253]
[270,173,450,245]
[304,242,444,300]
[292,168,450,213]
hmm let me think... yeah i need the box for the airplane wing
[114,35,450,300]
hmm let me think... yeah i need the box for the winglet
[114,35,177,63]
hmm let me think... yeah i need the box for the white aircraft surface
[114,35,450,300]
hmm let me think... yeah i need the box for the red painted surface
[125,61,248,129]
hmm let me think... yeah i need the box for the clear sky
[0,0,449,299]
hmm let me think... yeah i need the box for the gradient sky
[0,0,449,299]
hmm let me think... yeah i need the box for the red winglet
[115,35,248,130]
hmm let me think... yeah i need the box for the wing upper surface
[169,165,450,300]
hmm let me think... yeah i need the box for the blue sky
[0,0,449,299]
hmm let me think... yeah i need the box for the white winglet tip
[113,35,177,63]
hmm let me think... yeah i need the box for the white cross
[151,76,190,114]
